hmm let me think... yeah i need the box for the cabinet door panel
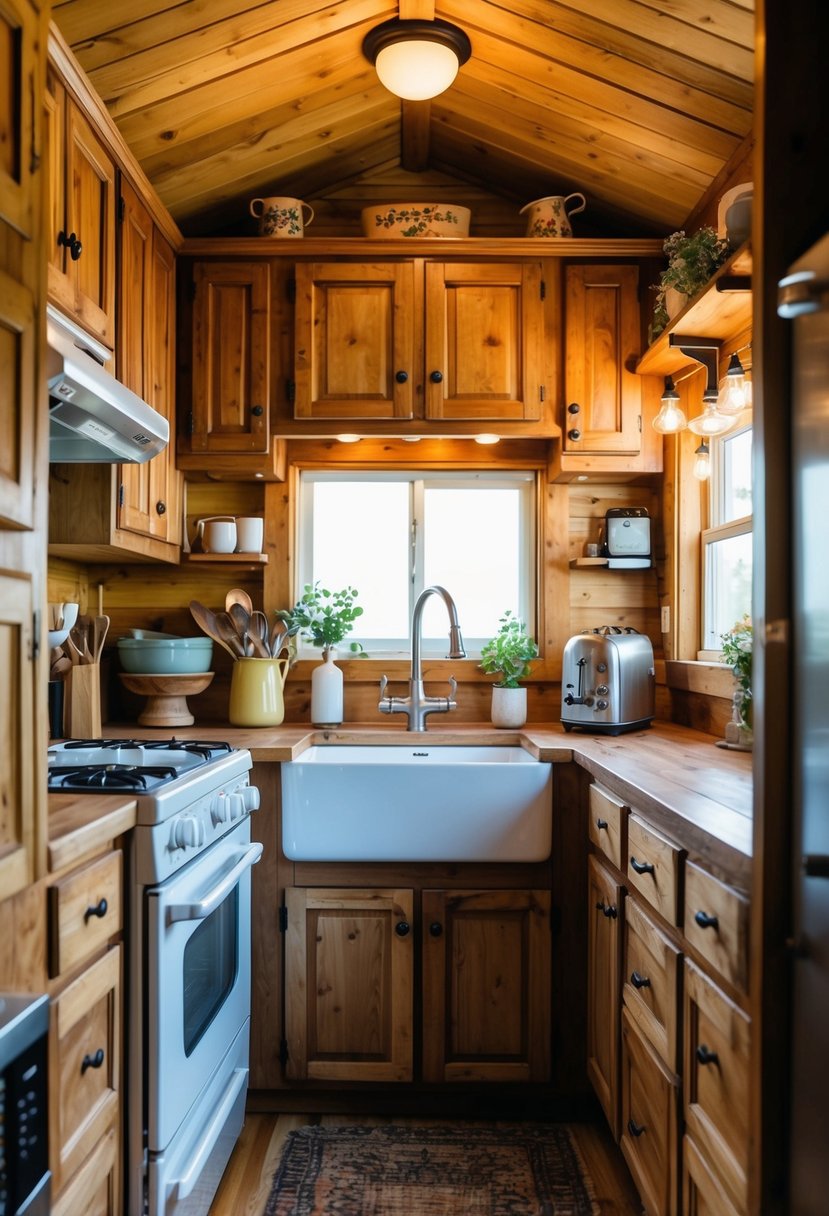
[294,262,415,419]
[0,0,40,238]
[191,262,270,452]
[284,887,413,1082]
[0,272,36,529]
[117,179,154,537]
[425,262,544,421]
[66,105,116,347]
[422,888,551,1083]
[0,572,37,901]
[623,895,682,1070]
[587,855,623,1137]
[565,264,641,452]
[620,1007,679,1216]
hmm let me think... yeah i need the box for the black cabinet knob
[156,501,166,516]
[429,370,443,383]
[595,900,617,919]
[58,230,83,260]
[627,1118,645,1138]
[694,910,719,930]
[81,1048,105,1074]
[596,818,608,830]
[429,921,443,937]
[395,921,410,937]
[630,970,651,989]
[251,405,264,417]
[630,856,655,875]
[567,428,581,441]
[567,402,580,414]
[395,370,409,383]
[84,897,108,923]
[696,1044,719,1066]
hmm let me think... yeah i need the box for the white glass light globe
[375,40,460,100]
[687,403,738,437]
[652,400,687,434]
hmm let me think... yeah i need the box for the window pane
[721,427,753,523]
[422,486,522,640]
[310,481,410,639]
[704,531,753,649]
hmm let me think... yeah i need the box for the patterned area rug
[265,1123,600,1215]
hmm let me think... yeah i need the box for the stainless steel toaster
[561,627,655,734]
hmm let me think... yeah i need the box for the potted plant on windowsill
[275,583,364,727]
[652,226,730,338]
[719,615,753,751]
[479,611,539,729]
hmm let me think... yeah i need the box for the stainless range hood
[47,306,169,463]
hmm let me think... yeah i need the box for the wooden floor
[209,1112,643,1215]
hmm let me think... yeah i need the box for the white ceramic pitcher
[195,516,237,554]
[519,192,586,238]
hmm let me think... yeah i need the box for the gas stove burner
[60,737,234,759]
[48,764,179,791]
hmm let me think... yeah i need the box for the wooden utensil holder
[65,664,102,738]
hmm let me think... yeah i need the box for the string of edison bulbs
[652,346,752,480]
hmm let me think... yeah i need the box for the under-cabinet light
[474,433,500,445]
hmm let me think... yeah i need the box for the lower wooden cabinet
[620,1007,679,1216]
[283,885,552,1086]
[587,854,623,1136]
[683,1132,743,1216]
[51,1124,119,1216]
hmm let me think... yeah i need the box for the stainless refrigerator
[778,232,829,1212]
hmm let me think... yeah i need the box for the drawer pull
[627,1117,645,1138]
[84,897,109,923]
[696,1044,719,1067]
[81,1048,105,1074]
[595,900,617,919]
[630,970,651,989]
[429,922,443,937]
[630,856,655,876]
[395,921,410,937]
[694,909,719,930]
[596,818,608,830]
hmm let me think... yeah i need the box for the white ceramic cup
[235,516,264,553]
[197,516,237,554]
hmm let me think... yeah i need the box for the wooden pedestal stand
[118,672,214,727]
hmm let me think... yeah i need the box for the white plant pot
[311,648,343,727]
[665,285,687,319]
[491,685,527,729]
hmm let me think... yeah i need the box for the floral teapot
[519,192,586,238]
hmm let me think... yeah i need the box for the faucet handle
[447,676,457,699]
[379,675,389,699]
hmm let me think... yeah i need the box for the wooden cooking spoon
[215,611,247,659]
[189,599,240,661]
[225,588,253,615]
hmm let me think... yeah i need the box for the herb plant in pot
[479,611,539,729]
[652,226,730,338]
[275,583,364,727]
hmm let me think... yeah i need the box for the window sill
[664,660,735,698]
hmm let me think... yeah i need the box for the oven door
[146,817,262,1152]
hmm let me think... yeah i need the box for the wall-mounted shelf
[183,552,268,564]
[636,244,752,377]
[570,557,610,567]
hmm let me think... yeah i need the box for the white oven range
[47,739,262,1216]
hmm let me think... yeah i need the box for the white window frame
[296,469,537,658]
[698,416,753,659]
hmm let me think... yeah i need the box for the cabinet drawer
[684,960,750,1214]
[626,816,684,925]
[620,1007,679,1216]
[51,1123,119,1216]
[684,861,749,992]
[50,945,121,1194]
[683,1133,743,1216]
[623,896,682,1071]
[49,851,122,979]
[588,784,628,869]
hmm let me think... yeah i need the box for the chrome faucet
[378,585,466,731]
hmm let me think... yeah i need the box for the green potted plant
[652,226,730,337]
[720,615,753,749]
[479,611,539,728]
[275,583,364,727]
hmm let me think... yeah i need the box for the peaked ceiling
[51,0,755,238]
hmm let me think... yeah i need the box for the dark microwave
[0,994,50,1216]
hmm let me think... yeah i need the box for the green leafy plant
[652,226,730,337]
[479,611,539,688]
[275,583,365,655]
[721,614,752,727]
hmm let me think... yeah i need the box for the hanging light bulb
[718,351,751,415]
[687,398,739,437]
[693,441,711,480]
[652,375,687,433]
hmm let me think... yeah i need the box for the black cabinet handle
[395,921,410,937]
[627,1118,645,1138]
[567,428,581,441]
[395,370,408,383]
[630,856,655,875]
[694,910,719,930]
[630,970,651,989]
[429,370,443,383]
[696,1044,719,1066]
[596,818,608,830]
[595,900,617,919]
[81,1048,105,1074]
[57,230,82,260]
[156,501,166,516]
[251,405,264,417]
[567,402,580,414]
[429,921,443,937]
[84,897,108,923]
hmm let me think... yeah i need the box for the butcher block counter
[47,793,138,872]
[87,719,752,889]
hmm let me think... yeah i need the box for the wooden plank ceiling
[51,0,754,238]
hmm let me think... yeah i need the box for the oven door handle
[167,843,263,923]
[171,1065,249,1201]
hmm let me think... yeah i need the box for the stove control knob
[240,785,260,812]
[211,794,230,826]
[172,815,203,850]
[227,793,246,820]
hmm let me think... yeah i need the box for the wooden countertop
[48,792,138,873]
[89,719,752,888]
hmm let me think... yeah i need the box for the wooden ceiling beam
[401,100,431,170]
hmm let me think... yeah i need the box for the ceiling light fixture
[362,18,471,101]
[718,350,752,415]
[664,335,738,438]
[652,375,687,434]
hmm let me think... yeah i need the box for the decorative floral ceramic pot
[361,204,471,238]
[519,192,586,238]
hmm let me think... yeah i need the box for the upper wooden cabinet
[117,178,181,549]
[292,259,547,424]
[46,69,116,348]
[0,0,42,240]
[0,270,37,530]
